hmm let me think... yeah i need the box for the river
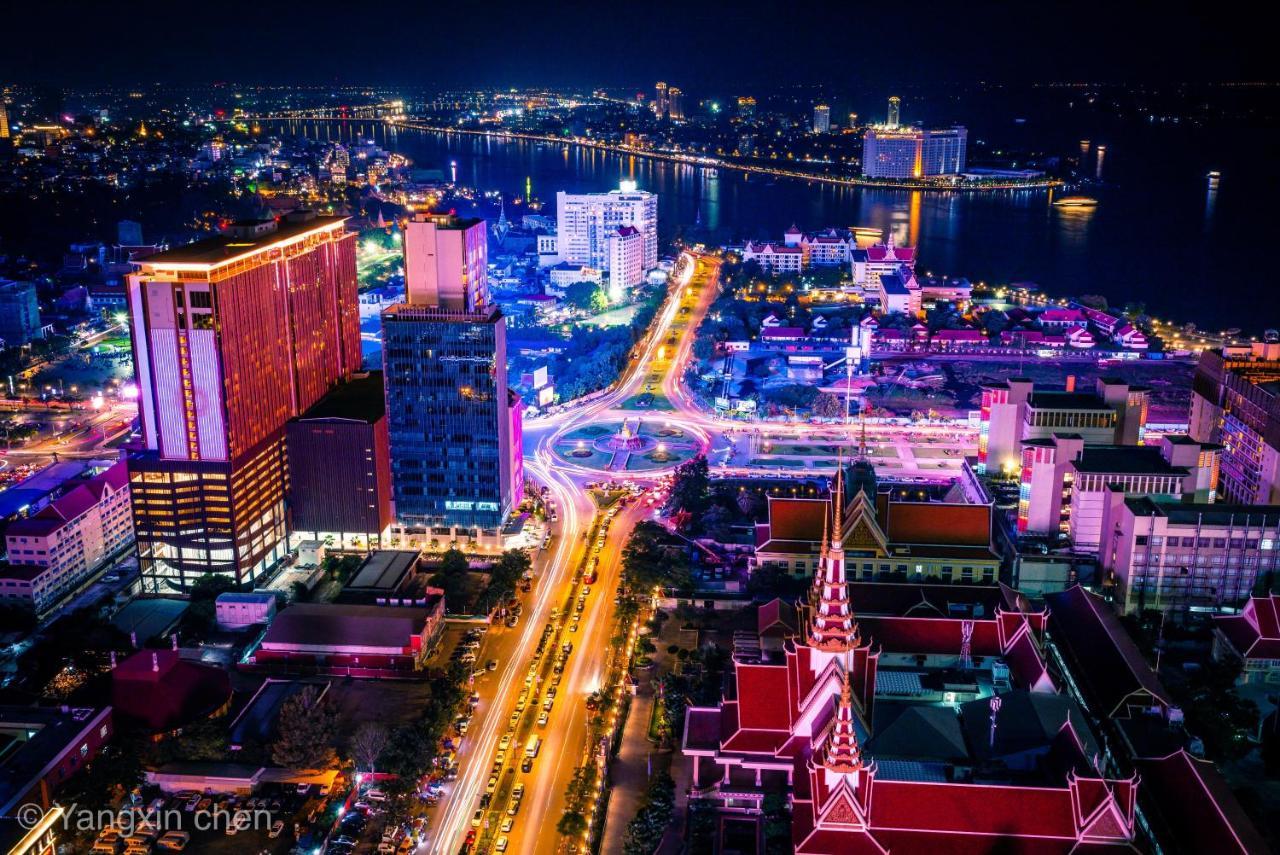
[275,120,1278,334]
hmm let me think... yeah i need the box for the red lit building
[126,213,361,590]
[683,471,1142,854]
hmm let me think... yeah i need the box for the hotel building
[383,213,520,533]
[978,377,1149,475]
[862,98,967,180]
[1189,342,1280,504]
[125,213,361,591]
[555,184,658,272]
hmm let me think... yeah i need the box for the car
[157,831,190,851]
[522,756,534,772]
[469,692,481,707]
[501,817,514,833]
[506,799,521,817]
[456,720,469,735]
[537,711,549,727]
[471,809,483,827]
[365,789,387,803]
[499,734,512,750]
[496,835,510,852]
[569,622,578,633]
[487,659,498,671]
[296,783,311,795]
[510,711,520,726]
[486,775,498,794]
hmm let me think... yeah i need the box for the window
[188,290,212,309]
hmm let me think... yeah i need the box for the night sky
[3,0,1275,89]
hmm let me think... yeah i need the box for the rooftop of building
[1071,446,1188,476]
[1123,497,1280,527]
[0,458,115,520]
[344,550,419,593]
[1026,390,1112,410]
[294,372,385,424]
[260,602,439,650]
[138,215,346,267]
[0,705,110,814]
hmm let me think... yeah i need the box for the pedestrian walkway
[601,684,658,853]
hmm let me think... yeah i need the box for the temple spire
[821,670,864,773]
[808,454,859,652]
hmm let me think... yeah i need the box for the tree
[622,522,692,592]
[478,549,531,612]
[271,685,340,770]
[430,548,472,611]
[557,810,588,837]
[811,392,845,419]
[349,721,389,774]
[1078,294,1109,311]
[565,281,607,313]
[667,455,710,517]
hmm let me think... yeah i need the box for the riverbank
[388,120,1064,193]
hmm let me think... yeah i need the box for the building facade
[1,461,132,615]
[606,225,644,300]
[978,377,1149,475]
[0,279,41,347]
[285,371,393,550]
[555,185,658,272]
[1016,435,1219,552]
[1098,495,1280,614]
[1189,343,1280,504]
[812,104,830,133]
[125,213,361,591]
[863,126,968,179]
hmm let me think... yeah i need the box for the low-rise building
[742,241,803,274]
[251,601,444,676]
[850,236,916,286]
[1188,342,1280,505]
[0,461,132,615]
[215,591,278,629]
[1212,594,1280,684]
[0,705,113,816]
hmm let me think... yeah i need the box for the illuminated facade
[812,104,830,133]
[383,214,518,532]
[126,213,360,591]
[862,100,967,180]
[556,185,658,272]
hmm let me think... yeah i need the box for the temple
[683,469,1141,853]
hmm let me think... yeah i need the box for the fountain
[596,418,653,453]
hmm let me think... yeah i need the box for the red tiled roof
[869,780,1079,837]
[1136,750,1270,855]
[884,502,991,547]
[1213,594,1280,660]
[857,615,1004,657]
[1045,586,1172,716]
[733,662,793,731]
[766,497,827,541]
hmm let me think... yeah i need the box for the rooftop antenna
[989,695,1003,748]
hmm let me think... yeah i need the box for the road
[426,253,712,855]
[426,250,982,855]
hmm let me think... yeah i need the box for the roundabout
[552,417,704,472]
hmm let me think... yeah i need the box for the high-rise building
[0,279,41,347]
[607,226,644,302]
[329,143,349,185]
[125,213,361,591]
[556,184,658,272]
[736,96,756,119]
[382,213,519,533]
[862,96,966,179]
[863,125,968,179]
[813,104,831,133]
[1189,342,1280,504]
[0,96,10,139]
[654,82,668,118]
[667,87,685,121]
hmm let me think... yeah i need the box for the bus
[524,736,541,759]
